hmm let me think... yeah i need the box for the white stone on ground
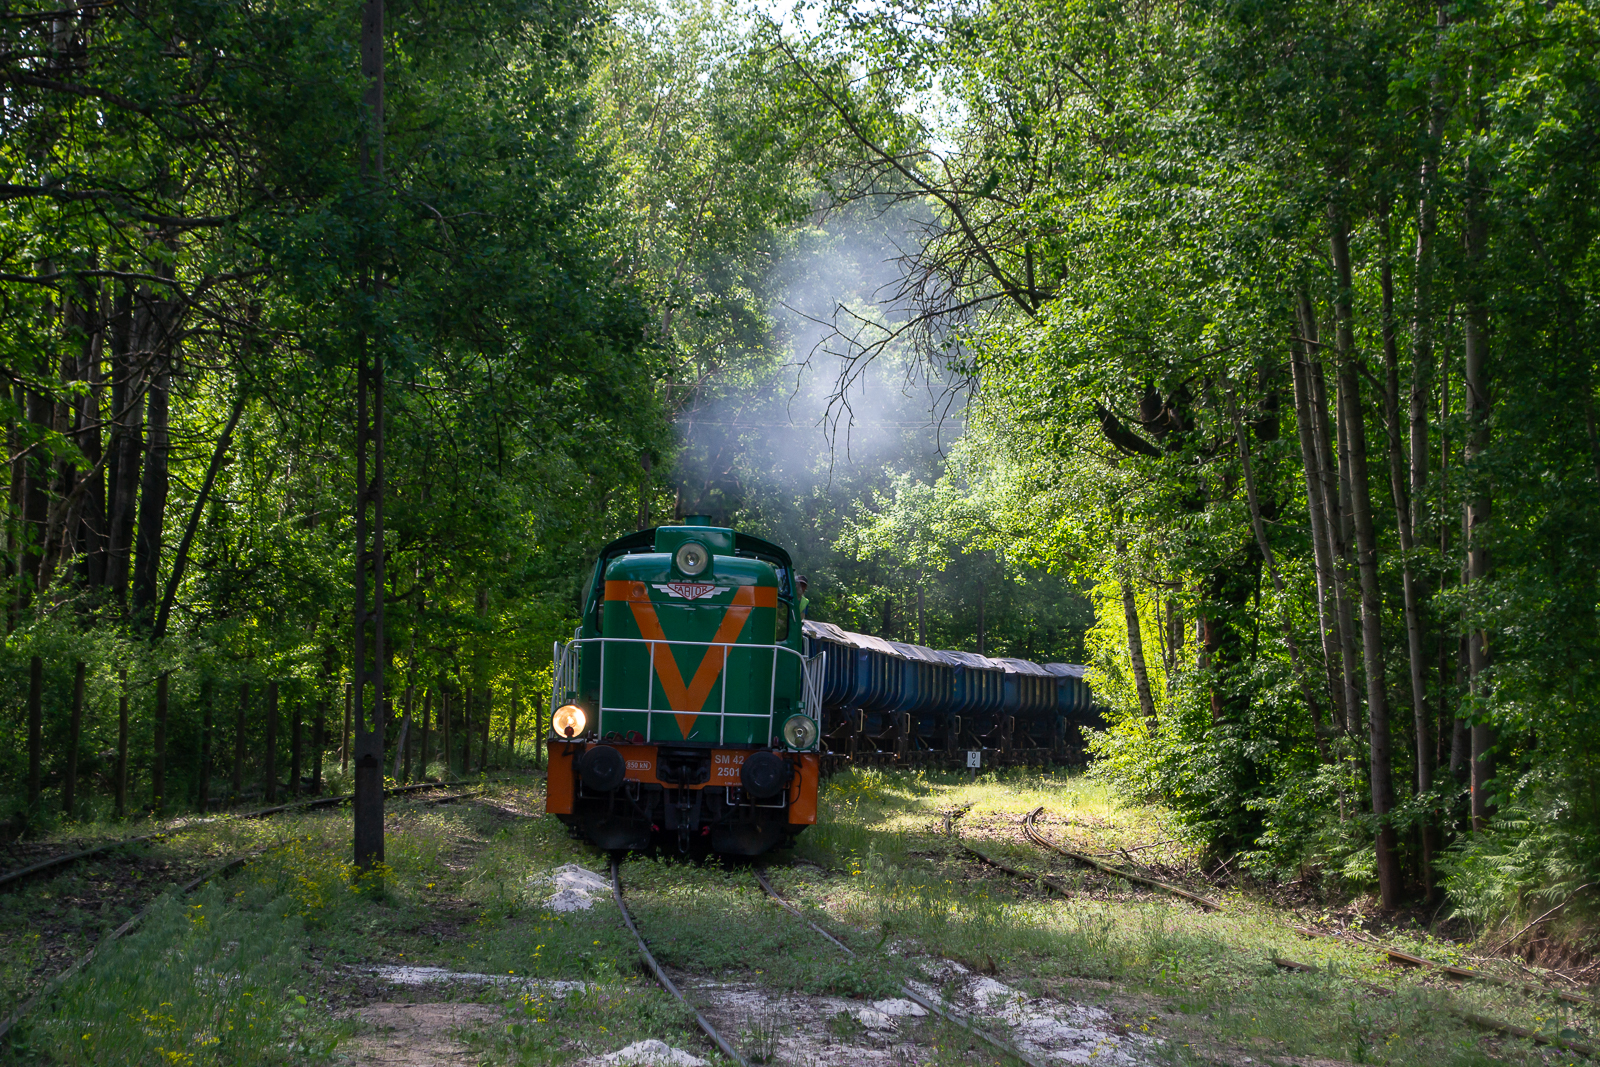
[543,863,611,912]
[869,998,926,1017]
[596,1039,707,1066]
[965,976,1024,1010]
[953,976,1146,1065]
[359,964,585,995]
[853,1007,895,1030]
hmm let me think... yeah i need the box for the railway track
[0,847,264,1042]
[612,860,1046,1067]
[608,859,752,1066]
[963,805,1598,1060]
[0,780,508,1046]
[752,867,1047,1067]
[0,777,510,894]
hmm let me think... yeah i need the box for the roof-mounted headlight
[675,541,710,576]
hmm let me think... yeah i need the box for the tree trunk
[105,284,140,607]
[318,644,335,794]
[394,622,418,781]
[38,344,77,598]
[480,688,492,771]
[291,696,303,797]
[1380,237,1435,892]
[131,342,171,624]
[341,683,351,772]
[637,451,652,530]
[152,670,169,813]
[420,688,432,779]
[154,393,245,637]
[1116,542,1158,736]
[351,0,388,875]
[978,584,986,655]
[264,680,279,805]
[64,661,85,816]
[1228,386,1327,757]
[7,379,21,624]
[1301,293,1363,730]
[27,656,42,813]
[1290,330,1346,734]
[21,384,51,608]
[313,694,326,796]
[1464,282,1493,831]
[1331,212,1402,909]
[508,682,519,769]
[392,694,412,781]
[116,667,129,817]
[233,681,249,805]
[441,686,452,777]
[199,677,213,812]
[75,301,108,588]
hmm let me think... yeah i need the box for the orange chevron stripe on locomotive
[603,580,779,737]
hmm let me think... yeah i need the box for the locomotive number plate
[711,750,748,780]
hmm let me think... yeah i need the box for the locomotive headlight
[781,714,818,750]
[674,541,710,576]
[552,704,587,738]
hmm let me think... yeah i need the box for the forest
[4,0,1599,933]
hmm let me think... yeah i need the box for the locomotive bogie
[547,740,819,855]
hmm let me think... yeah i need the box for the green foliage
[762,0,1600,926]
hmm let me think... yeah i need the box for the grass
[775,765,1599,1066]
[1,766,1594,1065]
[1,780,718,1066]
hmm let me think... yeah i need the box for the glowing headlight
[674,541,709,576]
[552,704,587,738]
[782,714,818,750]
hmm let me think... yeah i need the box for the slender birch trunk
[1301,294,1364,730]
[1380,230,1436,892]
[64,661,85,816]
[1332,212,1402,909]
[1291,331,1346,734]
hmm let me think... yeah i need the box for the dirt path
[350,1000,513,1066]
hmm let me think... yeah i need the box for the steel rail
[609,859,751,1067]
[752,868,1047,1067]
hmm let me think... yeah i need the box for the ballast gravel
[910,959,1150,1065]
[675,959,1154,1067]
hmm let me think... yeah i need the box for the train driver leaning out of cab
[796,574,809,620]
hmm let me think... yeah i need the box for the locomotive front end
[545,521,819,855]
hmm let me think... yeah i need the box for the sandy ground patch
[349,1000,512,1066]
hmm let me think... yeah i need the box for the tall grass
[31,884,341,1066]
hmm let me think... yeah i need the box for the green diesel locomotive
[545,519,821,855]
